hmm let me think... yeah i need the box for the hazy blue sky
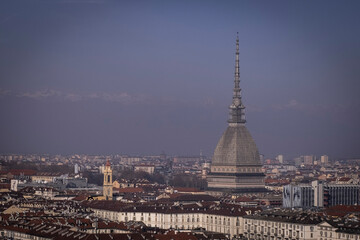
[1,0,359,159]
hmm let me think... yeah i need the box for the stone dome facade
[212,125,261,166]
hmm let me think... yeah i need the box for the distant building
[283,184,313,208]
[294,157,302,166]
[283,180,360,208]
[259,154,265,163]
[0,169,36,181]
[134,165,155,174]
[276,154,284,164]
[113,178,150,189]
[159,152,166,161]
[121,156,142,165]
[320,155,329,165]
[31,172,63,183]
[303,155,314,166]
[13,175,88,192]
[74,163,80,174]
[173,156,201,165]
[103,160,113,200]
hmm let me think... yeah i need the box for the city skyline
[1,0,360,158]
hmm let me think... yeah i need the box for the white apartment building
[243,210,360,240]
[90,202,360,240]
[90,203,258,238]
[244,214,318,239]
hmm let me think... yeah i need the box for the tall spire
[228,33,246,125]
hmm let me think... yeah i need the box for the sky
[1,0,360,159]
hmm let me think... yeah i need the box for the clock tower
[103,159,113,200]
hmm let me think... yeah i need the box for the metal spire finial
[228,34,246,125]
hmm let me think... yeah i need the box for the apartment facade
[90,203,257,238]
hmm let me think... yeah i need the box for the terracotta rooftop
[115,187,144,193]
[106,159,111,167]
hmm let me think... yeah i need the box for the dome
[212,125,261,166]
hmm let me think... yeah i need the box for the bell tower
[103,159,113,200]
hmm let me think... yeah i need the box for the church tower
[103,159,113,200]
[207,34,265,194]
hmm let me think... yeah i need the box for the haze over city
[1,0,360,158]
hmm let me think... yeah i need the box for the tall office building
[320,155,329,165]
[303,155,314,165]
[294,157,302,166]
[276,154,284,164]
[283,180,360,208]
[207,35,265,194]
[283,184,313,208]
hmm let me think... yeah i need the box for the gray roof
[212,125,261,166]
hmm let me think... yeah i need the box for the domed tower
[207,35,265,193]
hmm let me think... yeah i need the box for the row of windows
[213,167,260,172]
[245,219,304,231]
[97,210,239,225]
[245,227,304,238]
[320,231,332,237]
